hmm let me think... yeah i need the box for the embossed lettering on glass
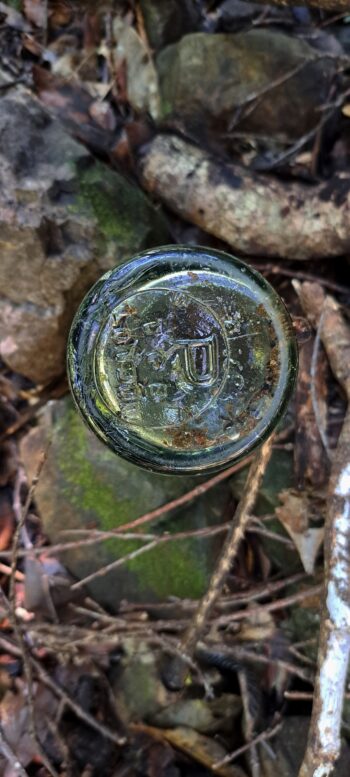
[67,246,298,474]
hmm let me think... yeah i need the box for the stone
[111,637,172,724]
[0,88,169,384]
[157,30,336,143]
[139,0,200,52]
[20,396,229,607]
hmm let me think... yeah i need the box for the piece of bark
[139,134,350,260]
[294,337,328,489]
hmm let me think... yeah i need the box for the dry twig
[164,436,274,688]
[213,720,283,770]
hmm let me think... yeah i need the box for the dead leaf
[294,336,328,489]
[131,723,247,777]
[276,490,324,574]
[89,100,117,131]
[0,680,58,775]
[113,16,160,119]
[24,552,75,617]
[49,1,73,29]
[0,1,30,31]
[23,0,46,27]
[238,609,276,643]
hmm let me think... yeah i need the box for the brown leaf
[113,17,160,119]
[23,0,45,27]
[131,723,247,777]
[49,1,73,29]
[0,681,57,774]
[276,490,324,574]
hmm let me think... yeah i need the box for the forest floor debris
[0,1,349,776]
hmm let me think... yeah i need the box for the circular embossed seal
[67,246,298,474]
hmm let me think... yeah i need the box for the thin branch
[70,539,160,590]
[213,720,283,770]
[253,263,350,296]
[112,455,252,533]
[164,436,274,689]
[215,583,323,625]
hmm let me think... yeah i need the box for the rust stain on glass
[67,246,298,474]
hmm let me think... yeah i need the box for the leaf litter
[0,0,349,776]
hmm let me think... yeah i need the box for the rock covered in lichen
[0,88,169,384]
[20,396,229,607]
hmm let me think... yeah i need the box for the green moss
[71,160,168,255]
[56,406,132,528]
[55,404,208,598]
[127,538,208,599]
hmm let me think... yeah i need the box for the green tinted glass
[67,246,298,474]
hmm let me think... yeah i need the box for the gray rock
[157,30,336,143]
[20,396,229,607]
[0,89,169,384]
[139,0,200,52]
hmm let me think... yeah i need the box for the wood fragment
[294,335,328,487]
[139,134,350,260]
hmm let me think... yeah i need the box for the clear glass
[67,246,298,474]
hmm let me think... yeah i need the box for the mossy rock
[21,397,230,607]
[72,158,169,269]
[0,91,169,384]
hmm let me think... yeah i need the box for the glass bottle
[67,245,298,475]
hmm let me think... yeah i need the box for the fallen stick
[295,282,350,777]
[139,134,350,260]
[163,435,274,689]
